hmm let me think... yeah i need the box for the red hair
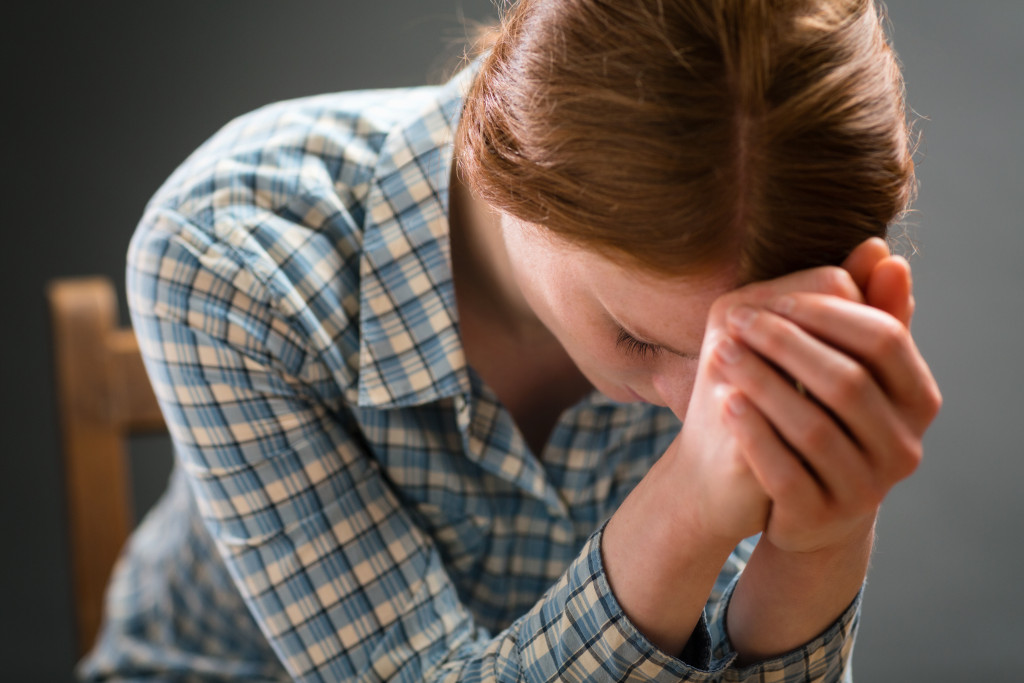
[456,0,916,282]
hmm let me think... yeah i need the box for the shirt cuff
[708,570,863,679]
[516,523,731,682]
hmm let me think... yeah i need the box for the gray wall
[852,3,1024,680]
[4,2,1020,680]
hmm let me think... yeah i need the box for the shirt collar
[357,64,478,408]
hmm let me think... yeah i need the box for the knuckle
[798,418,835,455]
[926,383,944,417]
[827,362,871,408]
[903,435,925,469]
[890,432,924,480]
[871,316,907,358]
[909,377,943,426]
[754,315,791,354]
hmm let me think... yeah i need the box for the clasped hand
[675,238,942,555]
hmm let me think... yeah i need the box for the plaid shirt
[81,63,859,682]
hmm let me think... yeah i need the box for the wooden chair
[47,276,167,656]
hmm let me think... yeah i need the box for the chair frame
[47,276,166,655]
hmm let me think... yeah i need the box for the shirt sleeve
[704,541,861,682]
[127,208,859,682]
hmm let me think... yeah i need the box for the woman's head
[456,0,916,283]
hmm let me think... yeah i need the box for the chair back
[47,276,166,655]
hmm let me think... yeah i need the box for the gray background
[3,1,1021,680]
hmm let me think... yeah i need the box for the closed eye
[616,328,662,360]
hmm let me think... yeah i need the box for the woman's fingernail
[716,336,742,364]
[727,305,757,330]
[771,296,795,315]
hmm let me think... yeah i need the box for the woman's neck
[448,167,549,343]
[448,166,592,455]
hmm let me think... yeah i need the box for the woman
[83,0,940,680]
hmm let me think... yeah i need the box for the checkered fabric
[80,63,859,682]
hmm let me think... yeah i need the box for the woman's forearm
[726,519,875,664]
[601,454,739,656]
[601,439,753,657]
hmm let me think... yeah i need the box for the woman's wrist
[726,517,875,663]
[601,451,742,655]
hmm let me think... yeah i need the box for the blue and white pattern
[81,62,858,682]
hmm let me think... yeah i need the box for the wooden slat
[107,329,164,432]
[47,277,137,655]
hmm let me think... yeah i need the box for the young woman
[83,1,940,681]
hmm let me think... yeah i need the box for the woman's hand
[599,257,873,655]
[709,241,941,554]
[668,250,878,549]
[710,239,942,661]
[601,238,940,657]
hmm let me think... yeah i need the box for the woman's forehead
[502,211,740,288]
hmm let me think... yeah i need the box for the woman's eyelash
[616,328,662,359]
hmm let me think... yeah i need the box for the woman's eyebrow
[610,313,700,360]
